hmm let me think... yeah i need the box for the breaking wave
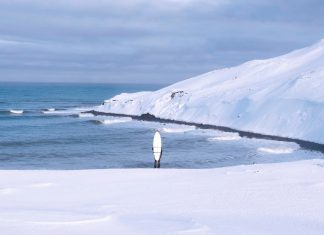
[9,109,24,114]
[257,147,296,154]
[99,117,133,125]
[78,113,95,118]
[42,107,92,115]
[208,133,241,141]
[161,125,196,133]
[41,108,56,114]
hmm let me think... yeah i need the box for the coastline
[86,110,324,153]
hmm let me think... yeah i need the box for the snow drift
[1,160,324,234]
[96,39,324,144]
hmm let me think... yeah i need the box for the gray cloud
[0,0,323,84]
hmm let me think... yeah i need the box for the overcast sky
[0,0,323,84]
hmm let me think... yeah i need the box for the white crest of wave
[208,133,241,141]
[100,117,132,125]
[10,109,24,114]
[42,107,92,115]
[257,147,296,154]
[161,125,196,133]
[78,113,95,118]
[42,108,55,114]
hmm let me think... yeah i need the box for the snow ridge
[96,39,324,144]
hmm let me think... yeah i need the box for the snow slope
[96,39,324,143]
[1,160,324,235]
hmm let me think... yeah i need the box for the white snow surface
[1,160,324,234]
[96,39,324,143]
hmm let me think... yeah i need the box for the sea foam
[257,147,296,154]
[208,133,241,141]
[161,125,196,133]
[100,117,132,125]
[10,109,24,114]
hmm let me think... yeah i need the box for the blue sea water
[0,82,323,170]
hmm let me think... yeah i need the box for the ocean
[0,82,323,169]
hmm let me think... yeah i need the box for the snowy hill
[96,39,324,144]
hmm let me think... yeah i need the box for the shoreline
[86,110,324,154]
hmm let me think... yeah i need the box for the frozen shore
[86,110,324,153]
[1,159,324,234]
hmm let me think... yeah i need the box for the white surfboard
[153,131,162,161]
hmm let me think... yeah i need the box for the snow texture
[1,160,324,234]
[96,39,324,144]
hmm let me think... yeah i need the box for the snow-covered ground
[96,39,324,144]
[1,160,324,235]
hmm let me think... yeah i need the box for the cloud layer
[0,0,323,84]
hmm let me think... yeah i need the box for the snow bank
[1,160,324,234]
[96,39,324,144]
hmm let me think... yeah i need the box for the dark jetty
[85,110,324,154]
